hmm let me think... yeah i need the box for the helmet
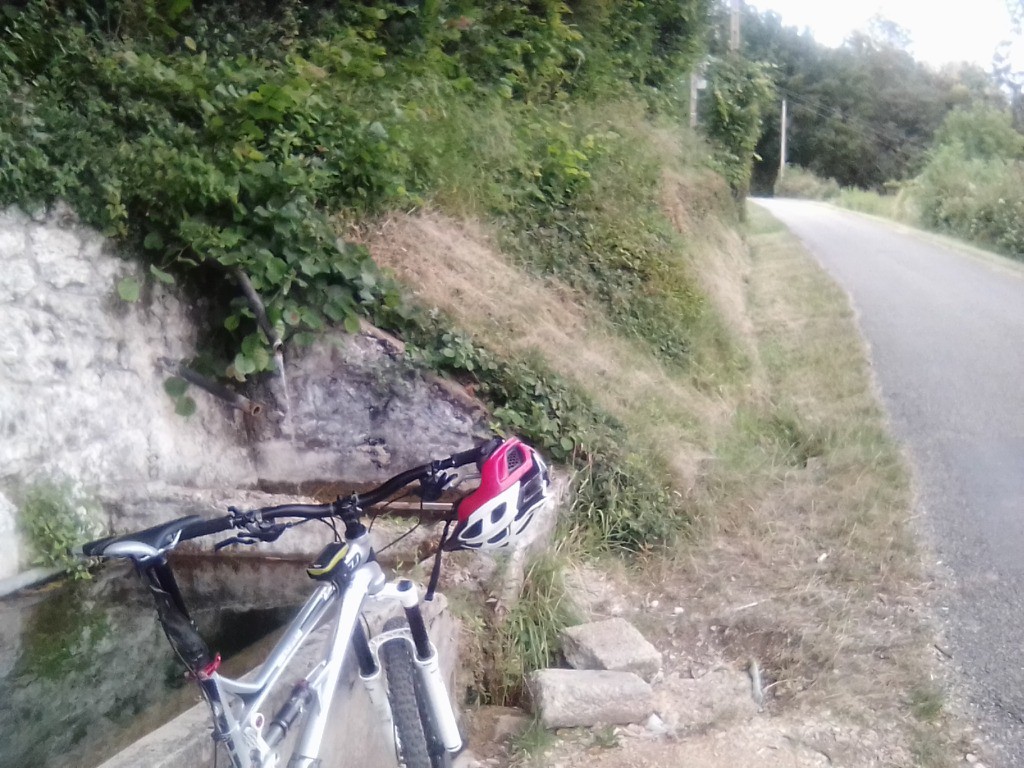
[443,438,550,551]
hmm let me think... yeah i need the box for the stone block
[654,668,759,733]
[561,617,663,682]
[527,668,654,729]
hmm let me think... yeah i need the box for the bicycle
[79,437,550,768]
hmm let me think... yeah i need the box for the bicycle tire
[380,617,453,768]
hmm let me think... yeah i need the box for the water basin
[0,556,310,768]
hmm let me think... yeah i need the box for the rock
[655,667,759,733]
[527,669,654,729]
[561,617,663,682]
[645,713,669,736]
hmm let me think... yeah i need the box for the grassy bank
[369,129,958,761]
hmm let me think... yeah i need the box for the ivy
[388,309,689,553]
[703,55,775,200]
[0,0,715,551]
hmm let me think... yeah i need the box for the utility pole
[779,98,787,178]
[730,0,741,52]
[690,72,699,128]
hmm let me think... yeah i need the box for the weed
[909,685,945,722]
[509,716,555,760]
[911,724,955,768]
[487,552,578,706]
[774,166,840,200]
[590,726,619,749]
[16,480,102,577]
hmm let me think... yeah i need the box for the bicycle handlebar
[82,439,505,557]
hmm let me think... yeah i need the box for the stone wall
[0,205,256,494]
[0,204,489,579]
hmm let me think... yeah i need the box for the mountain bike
[79,437,550,768]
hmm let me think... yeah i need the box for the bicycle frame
[184,530,461,768]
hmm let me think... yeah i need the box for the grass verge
[661,203,958,764]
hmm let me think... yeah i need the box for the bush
[914,145,1024,258]
[774,166,840,200]
[932,105,1024,161]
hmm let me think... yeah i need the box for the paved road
[753,199,1024,766]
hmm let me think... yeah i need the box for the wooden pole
[779,99,788,178]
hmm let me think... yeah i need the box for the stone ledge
[561,617,663,682]
[527,668,654,729]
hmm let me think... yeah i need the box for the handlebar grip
[179,515,236,541]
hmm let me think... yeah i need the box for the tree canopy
[734,6,1006,192]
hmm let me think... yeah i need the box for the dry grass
[360,210,738,488]
[649,205,959,763]
[361,176,961,764]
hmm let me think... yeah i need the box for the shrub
[703,55,775,200]
[932,105,1024,161]
[17,481,102,576]
[774,166,840,200]
[914,144,1024,258]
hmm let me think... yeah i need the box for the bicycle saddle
[82,515,203,559]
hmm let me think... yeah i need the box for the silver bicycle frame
[199,532,462,768]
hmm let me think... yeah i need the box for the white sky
[744,0,1020,69]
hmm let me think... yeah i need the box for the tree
[737,4,1003,192]
[932,105,1024,159]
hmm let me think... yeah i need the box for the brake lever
[447,470,479,491]
[214,522,287,551]
[419,472,453,502]
[214,535,259,551]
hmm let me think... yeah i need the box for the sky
[744,0,1021,69]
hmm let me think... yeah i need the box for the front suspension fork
[358,580,462,755]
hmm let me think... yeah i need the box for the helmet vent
[490,502,507,524]
[463,519,483,541]
[506,447,524,472]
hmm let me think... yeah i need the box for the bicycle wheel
[380,617,453,768]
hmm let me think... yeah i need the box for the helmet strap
[425,518,451,602]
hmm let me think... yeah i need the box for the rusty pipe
[163,361,264,416]
[235,270,283,353]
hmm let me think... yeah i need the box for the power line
[776,88,936,157]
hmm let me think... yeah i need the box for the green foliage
[509,716,555,758]
[16,481,101,576]
[909,684,945,722]
[703,55,775,199]
[2,0,711,561]
[164,376,198,416]
[0,0,410,378]
[393,310,690,552]
[488,552,577,705]
[932,105,1024,161]
[737,4,1005,192]
[0,0,719,381]
[570,0,712,97]
[774,166,840,200]
[502,108,707,367]
[570,454,684,553]
[835,186,917,222]
[914,145,1024,258]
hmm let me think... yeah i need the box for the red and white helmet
[444,438,550,551]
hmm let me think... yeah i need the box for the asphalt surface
[753,199,1024,766]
